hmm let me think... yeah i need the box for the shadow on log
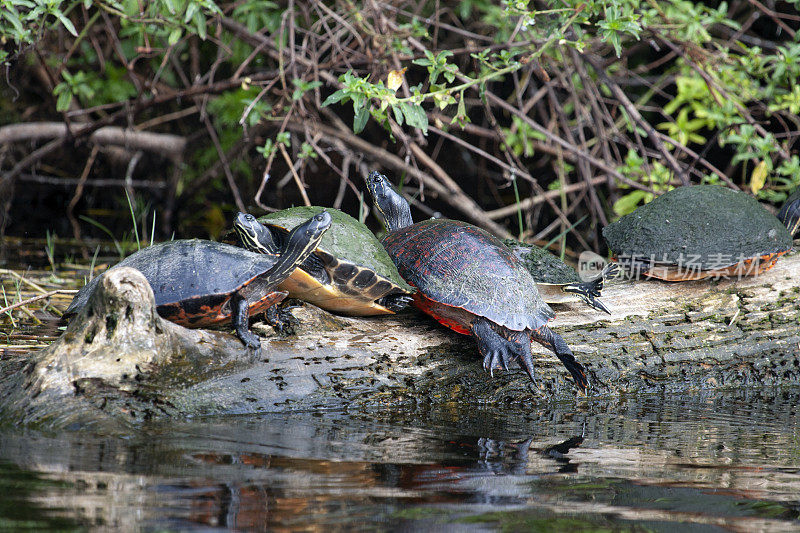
[1,253,798,430]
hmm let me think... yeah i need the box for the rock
[1,253,799,430]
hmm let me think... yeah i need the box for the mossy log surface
[1,253,798,429]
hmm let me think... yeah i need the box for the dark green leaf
[54,11,78,37]
[392,104,404,125]
[184,3,198,23]
[353,104,369,134]
[322,89,348,107]
[168,27,182,46]
[401,103,428,134]
[4,8,23,33]
[194,12,207,40]
[56,91,72,112]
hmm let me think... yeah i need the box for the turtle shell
[502,239,581,285]
[603,185,793,270]
[65,240,286,326]
[383,219,554,333]
[259,207,414,307]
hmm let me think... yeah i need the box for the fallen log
[0,252,798,429]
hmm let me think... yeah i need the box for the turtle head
[283,210,331,260]
[256,211,331,290]
[365,171,413,231]
[234,212,279,255]
[778,189,800,237]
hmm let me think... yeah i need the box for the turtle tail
[560,262,618,315]
[778,189,800,237]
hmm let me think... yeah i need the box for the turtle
[64,211,332,351]
[502,239,618,314]
[234,206,414,316]
[365,170,589,391]
[602,185,800,281]
[778,188,800,237]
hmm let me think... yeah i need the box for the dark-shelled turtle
[502,240,618,314]
[235,207,414,316]
[365,171,588,391]
[602,185,800,281]
[778,188,800,237]
[65,211,332,350]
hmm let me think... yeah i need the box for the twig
[278,143,312,206]
[486,177,608,220]
[1,138,64,235]
[201,115,247,213]
[68,145,100,244]
[655,35,791,161]
[481,90,652,192]
[746,0,797,37]
[408,142,511,238]
[0,290,76,315]
[428,124,533,184]
[17,173,167,189]
[0,269,51,294]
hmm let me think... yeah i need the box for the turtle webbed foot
[265,304,298,336]
[239,330,263,355]
[472,319,516,377]
[379,294,414,313]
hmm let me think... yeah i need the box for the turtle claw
[474,319,518,378]
[585,296,611,315]
[240,330,263,355]
[481,348,514,377]
[380,294,414,313]
[482,351,498,377]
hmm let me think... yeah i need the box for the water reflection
[0,389,798,530]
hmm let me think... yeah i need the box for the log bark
[1,253,798,429]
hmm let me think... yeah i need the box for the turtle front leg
[471,318,517,377]
[231,292,262,354]
[377,293,414,313]
[531,326,589,392]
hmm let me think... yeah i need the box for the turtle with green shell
[235,207,415,316]
[502,240,619,314]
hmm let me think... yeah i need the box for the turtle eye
[245,214,254,221]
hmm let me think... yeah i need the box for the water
[0,389,798,531]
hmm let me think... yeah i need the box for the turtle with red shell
[365,170,588,392]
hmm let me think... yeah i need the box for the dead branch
[0,122,187,159]
[275,118,512,237]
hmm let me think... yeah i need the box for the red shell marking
[158,291,288,327]
[411,291,472,335]
[627,249,789,281]
[382,219,553,333]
